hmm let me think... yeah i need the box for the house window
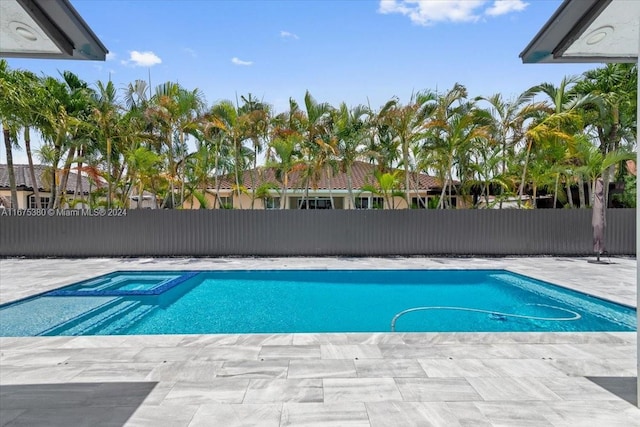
[298,198,333,209]
[28,195,51,209]
[372,197,384,209]
[355,196,384,209]
[355,197,369,209]
[218,196,233,209]
[411,197,427,209]
[265,197,280,209]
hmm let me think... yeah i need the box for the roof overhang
[0,0,107,61]
[520,0,638,64]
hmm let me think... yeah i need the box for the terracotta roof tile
[0,164,93,193]
[214,161,452,191]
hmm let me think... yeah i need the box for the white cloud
[231,57,253,66]
[105,52,116,61]
[485,0,528,16]
[127,50,162,67]
[378,0,526,26]
[280,30,299,40]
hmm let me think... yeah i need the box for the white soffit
[0,0,107,61]
[560,0,639,59]
[520,0,638,64]
[0,0,66,55]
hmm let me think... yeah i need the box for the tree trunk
[54,147,76,208]
[577,176,586,208]
[24,127,41,208]
[565,178,574,208]
[518,140,533,207]
[346,168,355,209]
[2,127,18,208]
[553,173,559,209]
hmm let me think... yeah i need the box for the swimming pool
[0,269,635,336]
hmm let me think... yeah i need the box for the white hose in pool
[390,304,582,332]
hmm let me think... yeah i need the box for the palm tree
[238,94,271,208]
[475,90,542,207]
[92,80,121,208]
[208,100,253,209]
[377,91,436,205]
[576,63,637,203]
[424,84,487,208]
[268,134,302,209]
[334,103,371,208]
[525,76,603,207]
[146,82,205,208]
[0,60,35,208]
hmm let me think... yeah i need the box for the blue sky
[7,0,599,163]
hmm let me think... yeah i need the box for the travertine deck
[0,257,638,426]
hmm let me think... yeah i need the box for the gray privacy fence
[0,209,635,257]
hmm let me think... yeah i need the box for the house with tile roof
[0,164,95,209]
[184,161,459,210]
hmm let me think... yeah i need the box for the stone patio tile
[243,379,323,403]
[320,344,383,359]
[366,401,472,427]
[378,344,444,359]
[163,379,250,405]
[235,334,294,346]
[145,360,224,382]
[355,359,427,378]
[57,336,128,348]
[445,402,493,426]
[346,333,405,345]
[282,402,369,426]
[0,409,24,426]
[548,358,637,377]
[217,359,290,379]
[133,347,203,363]
[466,377,562,401]
[0,365,85,385]
[474,401,555,426]
[544,400,640,426]
[0,349,73,366]
[259,345,321,359]
[395,378,481,402]
[288,359,357,379]
[71,362,157,382]
[2,405,139,427]
[178,334,239,347]
[118,334,186,347]
[537,376,630,401]
[417,358,502,378]
[195,345,261,361]
[323,378,402,403]
[480,358,569,377]
[66,347,144,363]
[292,333,349,345]
[189,404,282,427]
[125,403,199,427]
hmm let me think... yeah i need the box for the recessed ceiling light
[585,25,614,45]
[9,21,38,42]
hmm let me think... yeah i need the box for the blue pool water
[0,270,635,336]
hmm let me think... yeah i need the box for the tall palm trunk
[518,139,533,207]
[577,176,586,208]
[54,147,76,208]
[24,127,41,208]
[346,167,355,209]
[565,178,574,208]
[2,127,18,208]
[553,173,559,208]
